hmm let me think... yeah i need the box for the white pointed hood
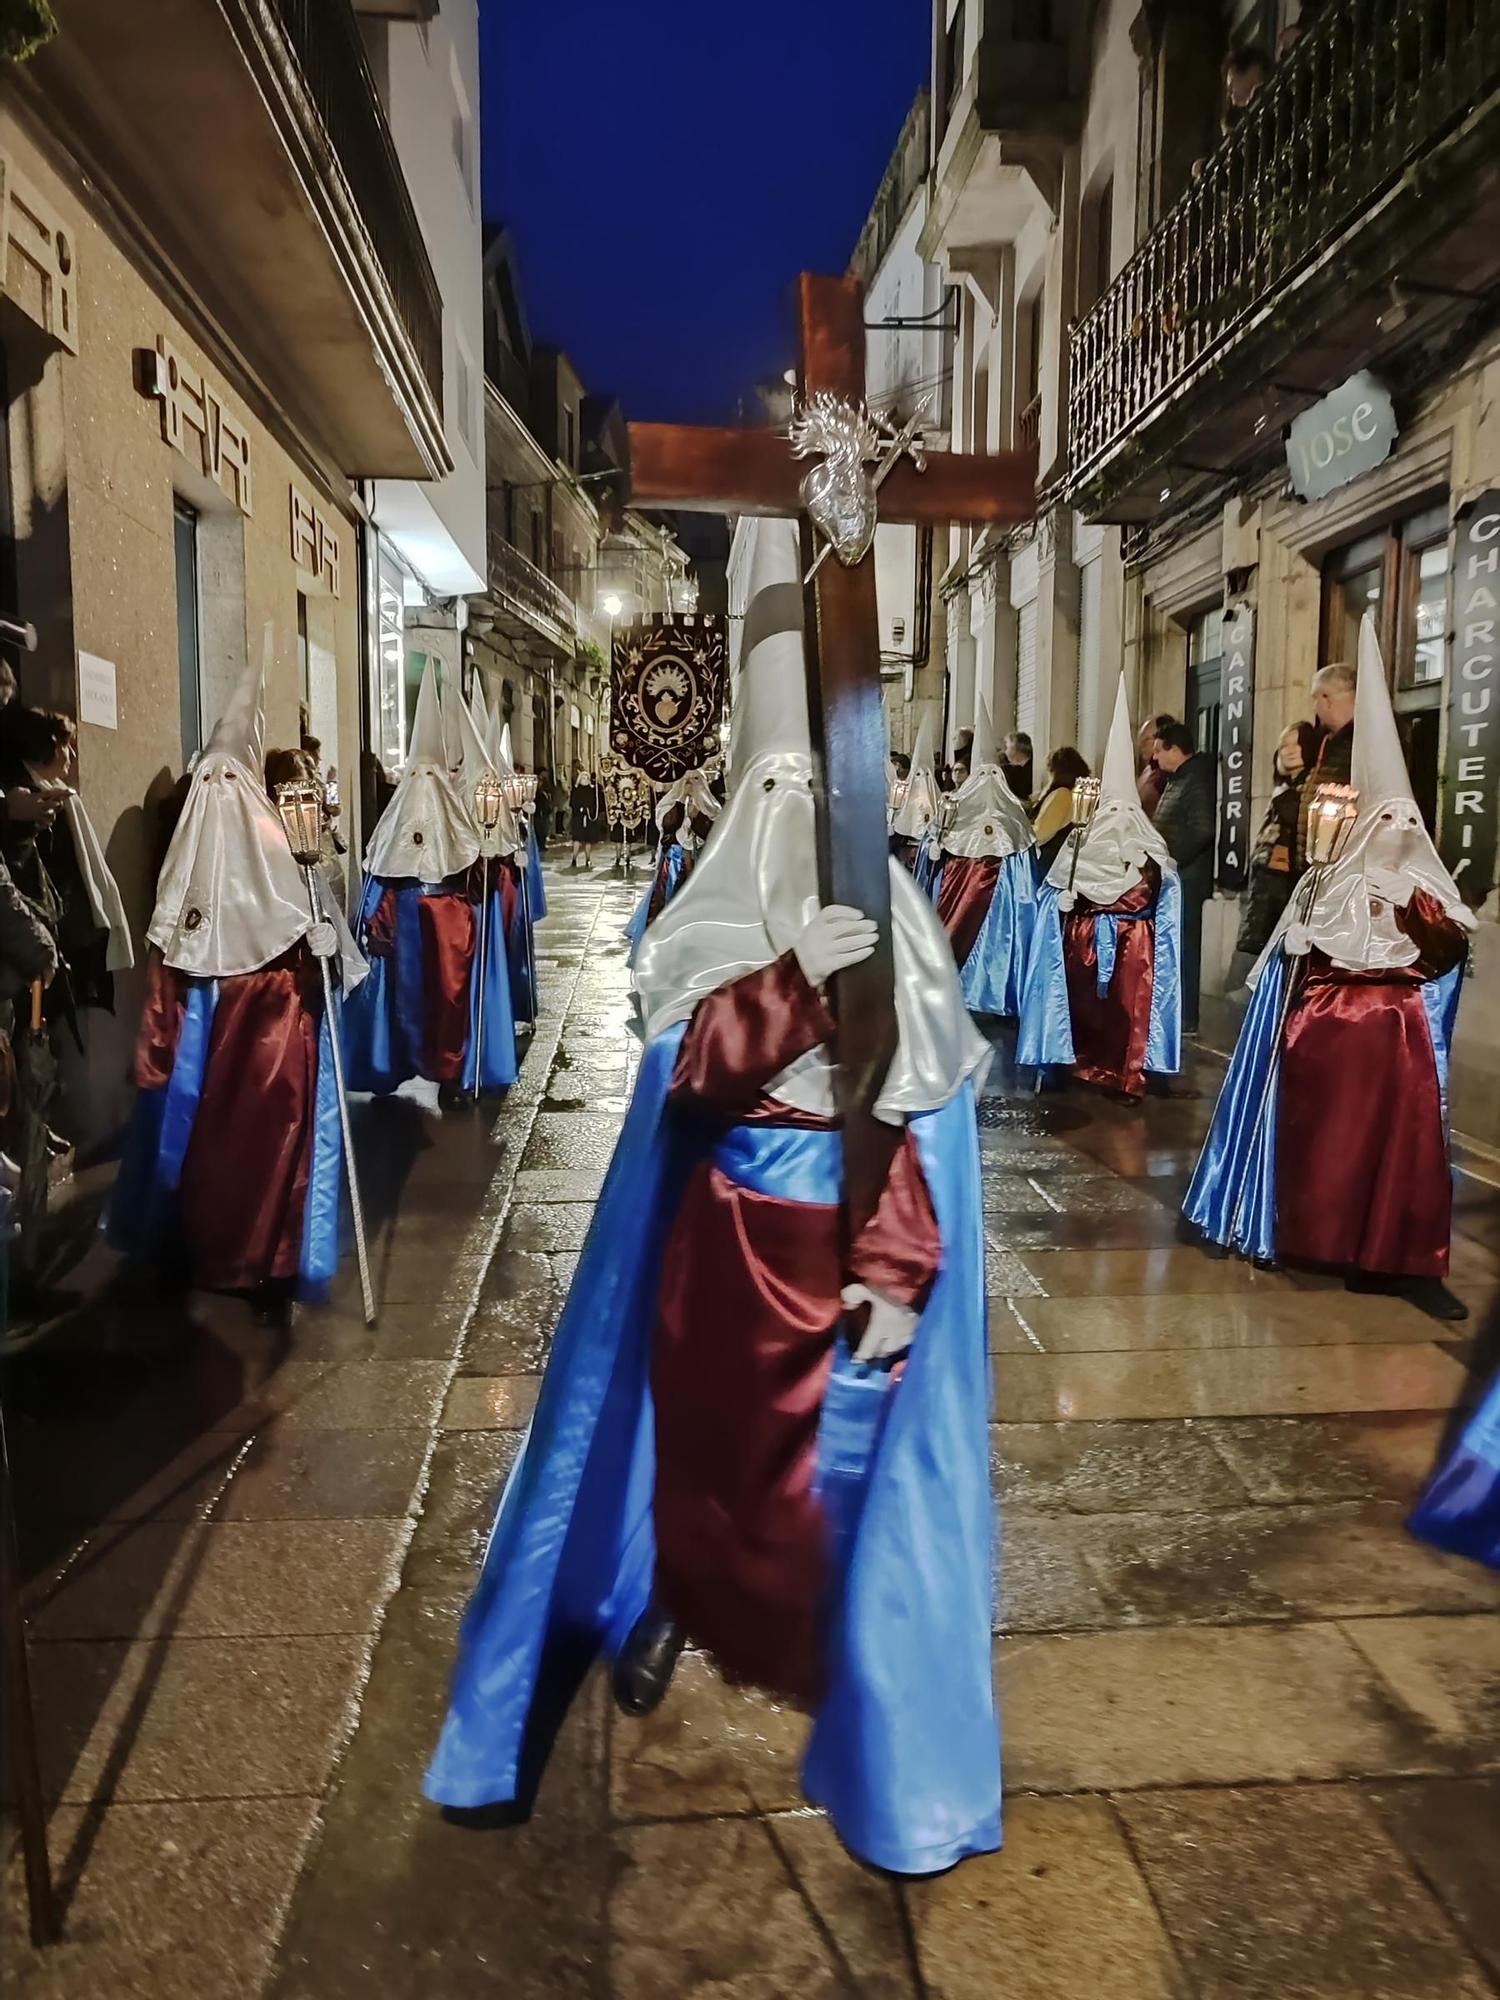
[1269,615,1473,972]
[446,680,522,859]
[892,712,944,841]
[363,661,479,884]
[633,517,988,1121]
[149,628,364,984]
[941,699,1036,862]
[495,720,514,771]
[1047,674,1172,908]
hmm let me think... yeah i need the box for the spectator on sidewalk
[1031,746,1092,870]
[1153,721,1216,1033]
[1226,721,1316,994]
[1136,713,1175,819]
[1002,731,1033,803]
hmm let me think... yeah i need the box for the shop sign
[290,484,341,597]
[1440,492,1500,907]
[1285,371,1396,503]
[142,336,253,516]
[1216,604,1254,891]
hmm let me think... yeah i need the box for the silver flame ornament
[789,391,929,579]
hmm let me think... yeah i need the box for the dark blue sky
[479,1,930,425]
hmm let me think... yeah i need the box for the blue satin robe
[956,849,1039,1018]
[106,978,347,1297]
[424,1029,1000,1876]
[1017,872,1183,1077]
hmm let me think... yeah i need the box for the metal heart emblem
[799,462,877,568]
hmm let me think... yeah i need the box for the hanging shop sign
[610,612,726,783]
[1440,491,1500,908]
[1216,603,1254,891]
[1285,370,1396,503]
[140,336,253,516]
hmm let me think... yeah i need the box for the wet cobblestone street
[5,865,1498,1998]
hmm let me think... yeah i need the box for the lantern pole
[275,781,376,1326]
[472,773,506,1099]
[1227,782,1360,1251]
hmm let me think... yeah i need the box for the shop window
[1319,503,1448,832]
[173,499,203,762]
[373,537,409,773]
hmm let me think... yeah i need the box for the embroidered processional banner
[609,613,726,783]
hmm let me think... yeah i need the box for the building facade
[926,0,1500,1142]
[1,0,450,1136]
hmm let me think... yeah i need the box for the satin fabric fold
[463,877,520,1096]
[526,828,548,921]
[1182,946,1286,1262]
[423,1032,1000,1875]
[1018,875,1181,1095]
[1408,1370,1500,1570]
[107,951,349,1296]
[937,856,1002,971]
[958,851,1038,1019]
[623,843,688,963]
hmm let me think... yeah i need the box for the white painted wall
[366,1,487,597]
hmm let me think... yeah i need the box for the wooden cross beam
[625,273,1036,1230]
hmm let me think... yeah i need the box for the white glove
[307,921,338,961]
[841,1282,918,1364]
[793,905,877,988]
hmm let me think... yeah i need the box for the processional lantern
[275,778,325,867]
[474,769,507,834]
[273,778,375,1326]
[1064,776,1103,900]
[1305,782,1360,867]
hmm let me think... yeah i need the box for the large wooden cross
[627,273,1036,1228]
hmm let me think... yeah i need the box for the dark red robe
[365,872,477,1084]
[1060,866,1160,1100]
[937,855,1002,968]
[651,952,940,1703]
[134,947,319,1291]
[1276,890,1468,1278]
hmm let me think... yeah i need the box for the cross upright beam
[622,270,1037,1232]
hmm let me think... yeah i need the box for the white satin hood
[363,664,479,884]
[633,749,990,1122]
[149,738,363,986]
[940,764,1035,861]
[891,713,942,841]
[445,682,521,859]
[1048,673,1171,908]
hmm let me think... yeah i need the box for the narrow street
[5,864,1498,1999]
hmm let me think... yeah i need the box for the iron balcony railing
[488,531,577,647]
[268,0,444,406]
[1067,0,1500,493]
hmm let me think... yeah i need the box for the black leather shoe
[613,1606,686,1717]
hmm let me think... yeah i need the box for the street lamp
[602,593,623,618]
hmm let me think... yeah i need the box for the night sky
[479,0,930,426]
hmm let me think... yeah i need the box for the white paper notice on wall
[78,652,119,730]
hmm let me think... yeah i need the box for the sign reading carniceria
[1216,603,1254,892]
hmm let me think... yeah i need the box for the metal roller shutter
[1016,597,1038,739]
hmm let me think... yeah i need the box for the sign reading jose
[1286,370,1397,503]
[1217,604,1254,891]
[1440,492,1500,908]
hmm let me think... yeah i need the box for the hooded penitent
[1018,674,1182,1097]
[623,764,723,959]
[426,513,1000,1879]
[891,712,942,845]
[1186,614,1472,1276]
[362,661,478,885]
[634,521,988,1123]
[931,703,1039,1013]
[1046,676,1172,911]
[108,630,361,1296]
[345,662,517,1097]
[1264,615,1473,974]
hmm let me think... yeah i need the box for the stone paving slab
[909,1797,1189,2000]
[1117,1785,1495,2000]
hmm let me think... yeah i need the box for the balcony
[1065,0,1500,521]
[26,0,447,478]
[922,0,1082,260]
[485,531,577,654]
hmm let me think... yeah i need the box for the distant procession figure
[889,713,943,891]
[343,662,518,1103]
[932,709,1038,1019]
[1018,677,1183,1102]
[569,766,605,869]
[106,635,367,1322]
[623,765,721,961]
[1184,617,1474,1322]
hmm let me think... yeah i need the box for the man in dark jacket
[1153,722,1216,1032]
[1301,660,1356,865]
